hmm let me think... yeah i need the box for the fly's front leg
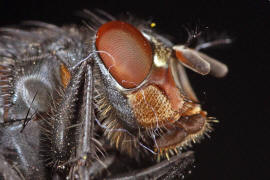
[69,63,96,179]
[69,63,114,179]
[107,151,194,180]
[46,62,86,178]
[78,64,95,161]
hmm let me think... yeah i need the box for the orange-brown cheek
[127,85,182,128]
[60,64,71,88]
[149,68,184,111]
[127,68,187,128]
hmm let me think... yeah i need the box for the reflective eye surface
[96,21,152,88]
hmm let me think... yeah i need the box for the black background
[0,0,269,179]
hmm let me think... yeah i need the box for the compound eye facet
[96,21,152,88]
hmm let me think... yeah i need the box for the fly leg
[107,151,194,180]
[69,155,115,180]
[46,62,86,179]
[68,63,96,180]
[68,63,115,179]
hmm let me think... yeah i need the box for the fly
[0,9,229,180]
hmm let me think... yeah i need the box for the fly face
[90,19,228,158]
[0,10,229,179]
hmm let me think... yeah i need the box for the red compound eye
[96,21,152,88]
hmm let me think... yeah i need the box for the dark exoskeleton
[0,10,229,180]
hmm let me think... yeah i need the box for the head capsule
[91,17,227,157]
